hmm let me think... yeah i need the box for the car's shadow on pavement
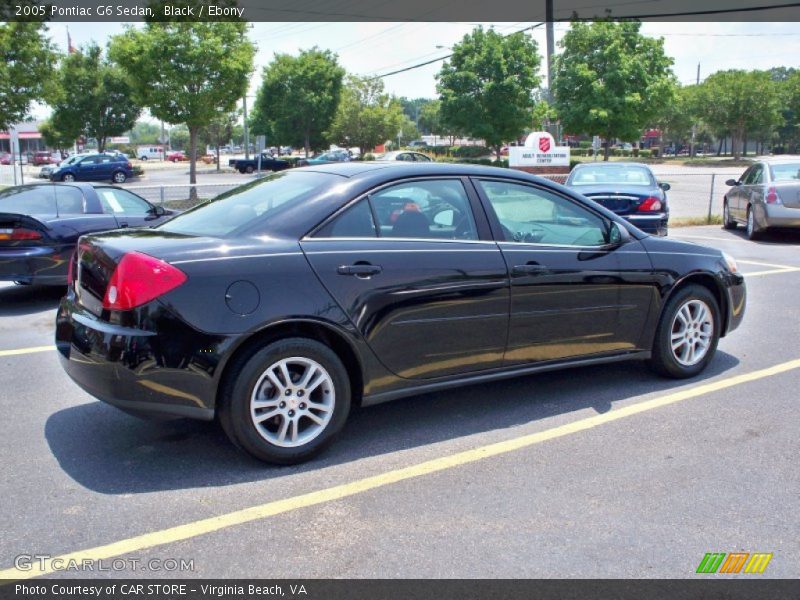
[0,283,64,317]
[727,228,800,245]
[45,351,740,495]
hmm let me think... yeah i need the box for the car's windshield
[770,162,800,182]
[570,165,654,186]
[157,171,337,237]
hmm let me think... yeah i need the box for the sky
[31,21,800,121]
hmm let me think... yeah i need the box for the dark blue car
[0,182,175,285]
[565,162,670,236]
[49,152,133,184]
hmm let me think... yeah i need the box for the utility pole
[242,95,250,160]
[546,0,555,103]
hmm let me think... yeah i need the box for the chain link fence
[125,182,243,210]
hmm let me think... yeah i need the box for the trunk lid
[774,181,800,209]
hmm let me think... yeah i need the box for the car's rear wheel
[244,165,255,174]
[722,200,737,230]
[219,337,351,464]
[649,284,720,379]
[746,206,761,240]
[61,173,75,182]
[140,156,148,161]
[112,171,127,184]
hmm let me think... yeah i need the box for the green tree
[38,118,75,154]
[0,22,56,131]
[654,84,697,153]
[437,27,542,159]
[109,15,255,183]
[694,70,783,159]
[48,43,141,152]
[776,70,800,153]
[418,99,441,136]
[127,121,162,145]
[199,111,238,170]
[328,76,405,156]
[250,48,345,157]
[552,21,675,160]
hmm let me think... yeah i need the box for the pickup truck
[228,153,291,174]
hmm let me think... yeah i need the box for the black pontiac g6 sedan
[56,163,746,464]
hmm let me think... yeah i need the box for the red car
[33,151,60,166]
[167,151,188,163]
[0,153,12,165]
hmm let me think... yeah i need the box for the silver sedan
[723,158,800,239]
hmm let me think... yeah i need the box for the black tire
[746,206,761,240]
[219,337,351,464]
[722,199,737,230]
[140,156,148,161]
[649,284,720,379]
[112,171,127,184]
[244,165,255,174]
[61,173,75,182]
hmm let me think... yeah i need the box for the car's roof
[573,162,652,169]
[760,156,800,164]
[299,161,535,179]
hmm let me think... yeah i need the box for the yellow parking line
[0,345,54,357]
[4,357,800,580]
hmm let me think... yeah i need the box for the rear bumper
[55,294,234,420]
[761,204,800,229]
[624,213,669,236]
[0,245,68,285]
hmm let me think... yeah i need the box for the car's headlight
[721,251,738,273]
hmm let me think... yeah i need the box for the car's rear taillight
[0,228,43,241]
[638,196,663,212]
[102,251,187,311]
[765,186,781,204]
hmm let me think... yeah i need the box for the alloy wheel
[249,357,335,448]
[670,299,714,367]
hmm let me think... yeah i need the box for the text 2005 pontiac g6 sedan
[56,163,746,464]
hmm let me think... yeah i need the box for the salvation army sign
[509,132,570,168]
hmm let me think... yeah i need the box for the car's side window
[79,157,98,166]
[476,179,609,247]
[369,179,478,240]
[97,188,152,215]
[54,186,85,214]
[314,199,377,238]
[749,165,764,185]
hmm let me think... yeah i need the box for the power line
[368,22,546,80]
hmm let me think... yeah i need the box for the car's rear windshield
[769,162,800,182]
[157,171,337,237]
[569,165,654,186]
[0,186,56,214]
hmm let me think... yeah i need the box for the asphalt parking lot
[1,225,798,579]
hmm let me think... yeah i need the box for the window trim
[305,176,492,242]
[470,176,616,248]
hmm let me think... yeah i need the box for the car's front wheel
[61,173,75,182]
[219,337,351,464]
[112,171,127,184]
[649,284,720,379]
[722,200,737,230]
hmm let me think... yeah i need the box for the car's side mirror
[607,221,631,246]
[658,181,671,191]
[148,205,166,217]
[725,179,740,187]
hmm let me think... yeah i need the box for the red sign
[538,136,551,152]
